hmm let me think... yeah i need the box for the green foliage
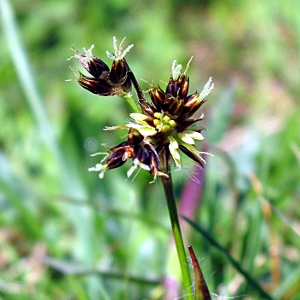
[0,0,299,299]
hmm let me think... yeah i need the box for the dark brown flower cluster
[68,39,132,97]
[89,128,166,182]
[69,37,213,181]
[147,70,204,123]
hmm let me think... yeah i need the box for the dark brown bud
[181,96,206,120]
[121,75,132,93]
[179,145,205,168]
[127,128,144,145]
[176,118,202,132]
[106,148,128,170]
[78,73,114,96]
[109,59,128,84]
[71,50,110,78]
[133,144,148,163]
[164,95,183,117]
[166,78,175,95]
[144,143,160,175]
[87,57,110,78]
[110,141,129,152]
[139,101,156,118]
[106,142,134,170]
[149,86,165,110]
[183,93,200,107]
[178,76,189,99]
[166,75,189,99]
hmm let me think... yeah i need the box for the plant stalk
[129,64,193,297]
[123,92,140,113]
[160,154,193,299]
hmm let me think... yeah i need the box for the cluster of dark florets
[69,37,213,182]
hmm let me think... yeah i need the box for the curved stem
[160,153,193,299]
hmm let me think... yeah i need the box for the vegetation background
[0,0,299,299]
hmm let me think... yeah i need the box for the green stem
[127,59,192,296]
[123,92,140,113]
[160,154,193,299]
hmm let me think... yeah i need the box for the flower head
[70,37,213,182]
[125,58,213,172]
[88,128,167,182]
[68,37,133,96]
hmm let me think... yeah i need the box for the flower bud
[179,145,205,168]
[183,93,200,107]
[180,95,206,119]
[106,148,129,170]
[121,76,132,93]
[139,101,156,118]
[133,145,148,163]
[149,87,165,110]
[166,75,189,99]
[164,96,183,117]
[70,46,110,78]
[106,141,135,170]
[78,73,114,96]
[87,57,110,78]
[143,144,160,174]
[109,59,128,84]
[127,128,144,145]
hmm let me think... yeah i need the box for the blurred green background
[0,0,299,299]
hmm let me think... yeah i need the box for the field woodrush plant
[68,36,213,299]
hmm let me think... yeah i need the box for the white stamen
[88,163,107,179]
[127,158,150,178]
[82,44,95,60]
[171,60,182,79]
[200,77,214,99]
[106,36,134,60]
[67,44,95,62]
